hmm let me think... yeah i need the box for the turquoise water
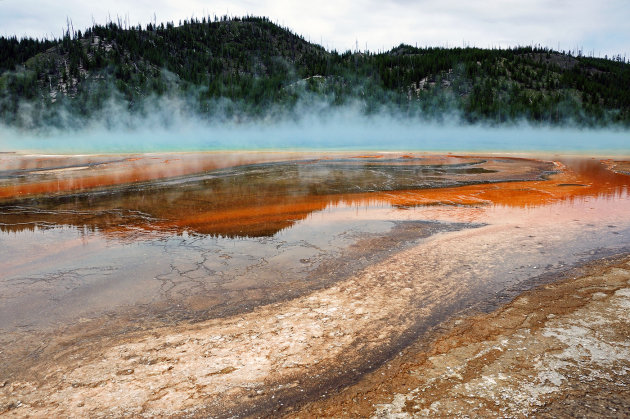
[1,119,629,154]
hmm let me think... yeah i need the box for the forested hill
[1,15,629,129]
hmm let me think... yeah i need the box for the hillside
[1,15,629,129]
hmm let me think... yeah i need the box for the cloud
[0,0,628,56]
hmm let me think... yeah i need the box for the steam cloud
[1,94,629,154]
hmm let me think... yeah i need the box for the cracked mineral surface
[0,152,629,417]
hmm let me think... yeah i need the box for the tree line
[1,16,629,128]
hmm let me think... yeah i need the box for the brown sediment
[0,153,532,202]
[168,197,332,236]
[364,159,628,209]
[1,154,629,417]
[2,247,629,418]
[0,152,309,200]
[294,255,630,418]
[2,155,626,239]
[1,154,554,238]
[603,159,630,176]
[168,158,627,237]
[0,220,477,417]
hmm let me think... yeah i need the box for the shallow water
[0,153,629,415]
[2,156,513,328]
[1,155,628,329]
[2,122,629,154]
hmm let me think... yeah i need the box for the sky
[0,0,629,58]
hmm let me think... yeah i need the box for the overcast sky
[1,0,628,58]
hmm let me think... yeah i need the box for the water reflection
[1,155,628,323]
[1,156,559,238]
[1,153,629,384]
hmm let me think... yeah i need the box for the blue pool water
[1,118,629,154]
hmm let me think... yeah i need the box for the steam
[1,93,629,154]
